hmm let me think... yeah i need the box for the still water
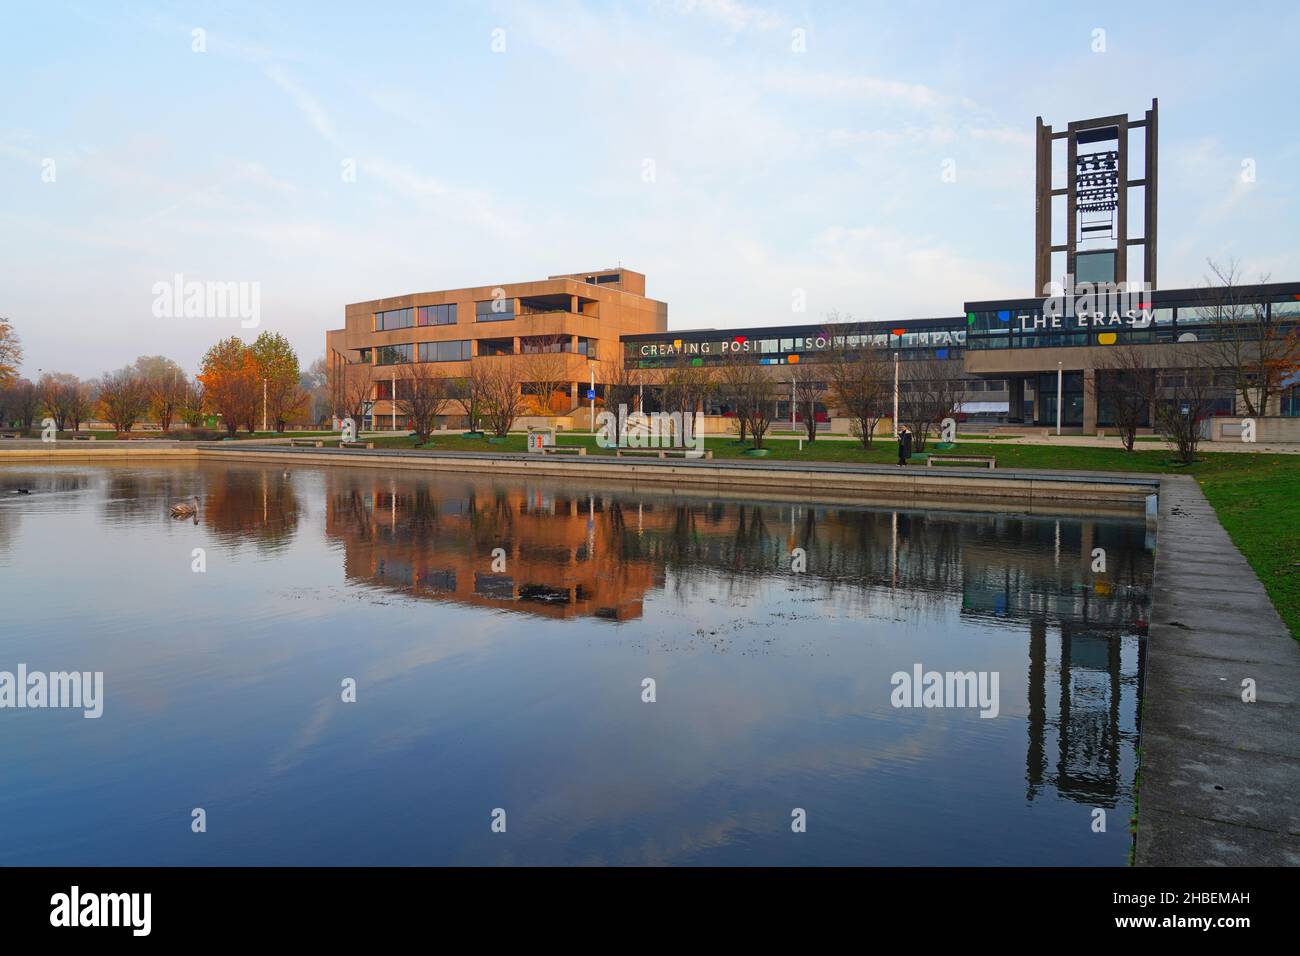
[0,462,1152,866]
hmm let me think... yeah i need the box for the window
[520,335,571,354]
[358,348,372,364]
[376,343,414,365]
[478,338,513,357]
[419,340,471,362]
[418,304,457,326]
[476,298,515,322]
[575,337,596,358]
[375,308,414,331]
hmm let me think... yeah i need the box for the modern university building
[326,100,1300,437]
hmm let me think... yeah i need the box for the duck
[170,495,200,518]
[12,488,30,495]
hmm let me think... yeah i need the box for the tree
[301,356,331,426]
[520,334,573,416]
[198,337,259,437]
[133,356,187,433]
[478,359,526,438]
[341,361,375,428]
[0,317,21,388]
[97,368,149,433]
[790,362,827,442]
[178,378,207,427]
[823,323,890,449]
[8,379,39,431]
[1197,260,1300,418]
[660,354,714,428]
[715,352,755,442]
[899,359,967,452]
[37,372,80,431]
[68,379,98,432]
[1091,347,1156,452]
[1152,346,1218,465]
[250,332,303,432]
[397,362,450,443]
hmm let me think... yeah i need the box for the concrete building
[326,267,666,429]
[327,101,1300,438]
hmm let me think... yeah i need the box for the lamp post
[893,352,900,437]
[262,378,267,433]
[589,363,596,433]
[392,373,397,431]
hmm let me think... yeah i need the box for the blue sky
[2,0,1298,377]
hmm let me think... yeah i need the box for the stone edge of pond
[1135,474,1300,867]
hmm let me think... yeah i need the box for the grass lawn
[351,430,1300,638]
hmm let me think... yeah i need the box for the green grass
[346,430,1300,637]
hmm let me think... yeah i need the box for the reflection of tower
[1025,618,1137,807]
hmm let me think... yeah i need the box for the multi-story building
[326,267,667,429]
[327,101,1300,438]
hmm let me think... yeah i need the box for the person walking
[897,424,913,466]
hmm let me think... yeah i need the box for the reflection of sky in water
[0,463,1151,865]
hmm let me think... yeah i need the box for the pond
[0,462,1152,865]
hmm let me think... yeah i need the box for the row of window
[376,301,522,330]
[369,341,472,365]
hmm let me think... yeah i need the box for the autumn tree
[198,337,259,437]
[340,361,374,428]
[250,332,305,432]
[0,317,21,388]
[37,372,80,431]
[68,379,98,432]
[97,368,150,433]
[178,378,207,427]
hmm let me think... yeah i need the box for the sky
[2,0,1298,378]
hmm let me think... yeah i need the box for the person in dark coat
[897,425,913,466]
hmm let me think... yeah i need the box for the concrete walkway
[1136,475,1300,865]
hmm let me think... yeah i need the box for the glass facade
[376,343,414,365]
[375,308,414,331]
[419,340,472,362]
[476,298,515,322]
[418,304,457,326]
[623,326,967,369]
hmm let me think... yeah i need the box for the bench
[615,448,713,460]
[926,454,996,469]
[290,438,324,447]
[339,441,374,450]
[539,446,586,456]
[72,435,97,441]
[0,433,20,440]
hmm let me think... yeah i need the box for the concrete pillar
[1082,368,1098,433]
[1009,377,1025,422]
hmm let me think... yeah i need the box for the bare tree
[341,362,374,427]
[519,335,573,416]
[721,360,775,449]
[37,372,81,431]
[69,379,98,432]
[8,379,39,432]
[97,368,150,434]
[178,378,207,428]
[660,354,714,424]
[1197,260,1300,418]
[1090,347,1156,451]
[397,362,450,443]
[790,362,828,442]
[1151,346,1219,464]
[823,325,890,448]
[478,359,526,438]
[899,359,967,451]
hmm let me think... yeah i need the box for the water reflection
[0,462,1153,865]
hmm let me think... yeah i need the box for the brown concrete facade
[326,267,667,427]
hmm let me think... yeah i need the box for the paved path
[1136,475,1300,865]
